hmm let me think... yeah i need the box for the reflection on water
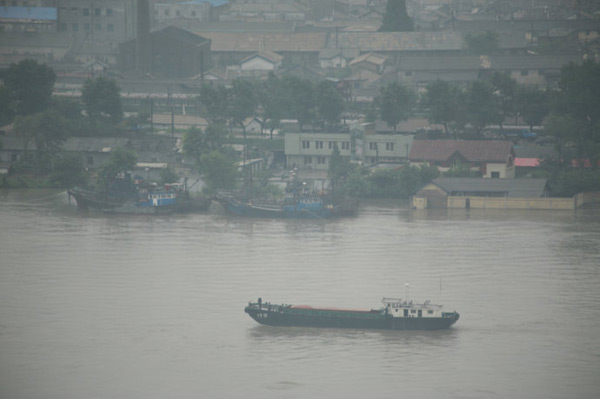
[1,190,599,399]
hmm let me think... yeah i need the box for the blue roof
[180,0,229,6]
[0,6,57,20]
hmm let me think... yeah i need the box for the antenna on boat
[405,283,410,302]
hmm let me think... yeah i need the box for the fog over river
[1,190,599,399]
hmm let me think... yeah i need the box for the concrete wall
[447,196,575,210]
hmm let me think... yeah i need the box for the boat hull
[245,304,459,331]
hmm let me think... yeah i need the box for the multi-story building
[284,124,414,170]
[56,0,137,43]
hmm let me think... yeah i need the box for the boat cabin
[382,297,444,318]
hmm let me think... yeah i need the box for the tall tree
[14,110,71,174]
[375,82,416,131]
[489,72,518,131]
[199,84,230,124]
[421,79,462,138]
[229,79,257,133]
[379,0,414,32]
[199,150,239,193]
[466,80,502,136]
[101,147,137,183]
[280,76,315,131]
[257,74,285,138]
[4,59,56,116]
[515,86,548,131]
[81,77,123,124]
[315,80,344,127]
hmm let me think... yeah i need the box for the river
[1,189,599,399]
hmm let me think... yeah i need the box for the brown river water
[1,189,599,399]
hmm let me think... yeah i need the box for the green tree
[375,82,416,131]
[4,59,56,116]
[280,76,315,131]
[14,110,71,174]
[328,143,353,187]
[199,150,239,193]
[101,147,137,183]
[465,31,500,55]
[182,124,228,163]
[466,80,502,137]
[50,153,87,188]
[199,84,230,124]
[379,0,413,32]
[516,86,548,131]
[230,79,257,133]
[489,72,518,131]
[421,79,467,138]
[0,85,15,125]
[81,76,123,124]
[257,74,285,138]
[315,80,344,127]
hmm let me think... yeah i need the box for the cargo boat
[245,297,459,330]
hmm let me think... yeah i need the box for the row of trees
[198,75,345,135]
[1,60,124,186]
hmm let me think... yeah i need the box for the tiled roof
[430,177,548,198]
[62,138,130,152]
[408,140,513,162]
[334,32,463,52]
[197,32,327,52]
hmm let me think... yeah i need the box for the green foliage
[199,84,230,124]
[14,110,71,174]
[230,79,257,131]
[81,76,123,124]
[443,163,481,178]
[466,80,502,136]
[4,59,56,116]
[465,31,500,55]
[546,168,600,197]
[489,72,518,129]
[159,166,179,185]
[49,153,87,188]
[0,85,15,125]
[199,150,239,193]
[379,0,413,32]
[101,147,137,182]
[421,80,467,138]
[280,76,315,130]
[366,166,439,198]
[375,82,416,130]
[315,80,344,126]
[182,124,228,162]
[516,86,549,130]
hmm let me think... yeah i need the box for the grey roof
[431,177,548,198]
[61,138,130,152]
[332,32,464,52]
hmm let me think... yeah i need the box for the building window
[107,23,114,32]
[341,141,350,150]
[87,156,94,165]
[405,71,412,76]
[369,142,377,150]
[491,171,500,178]
[11,153,18,162]
[302,140,310,149]
[165,9,170,16]
[521,70,529,76]
[328,141,334,149]
[72,23,78,31]
[60,22,67,31]
[191,10,196,17]
[106,8,113,17]
[95,23,101,31]
[315,141,323,149]
[95,8,101,17]
[83,8,90,16]
[386,142,394,151]
[304,156,312,164]
[317,156,326,164]
[428,310,434,314]
[84,23,90,31]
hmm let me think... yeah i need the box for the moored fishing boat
[245,297,459,330]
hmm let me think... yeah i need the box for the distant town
[1,0,600,211]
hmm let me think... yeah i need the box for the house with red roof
[408,140,515,178]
